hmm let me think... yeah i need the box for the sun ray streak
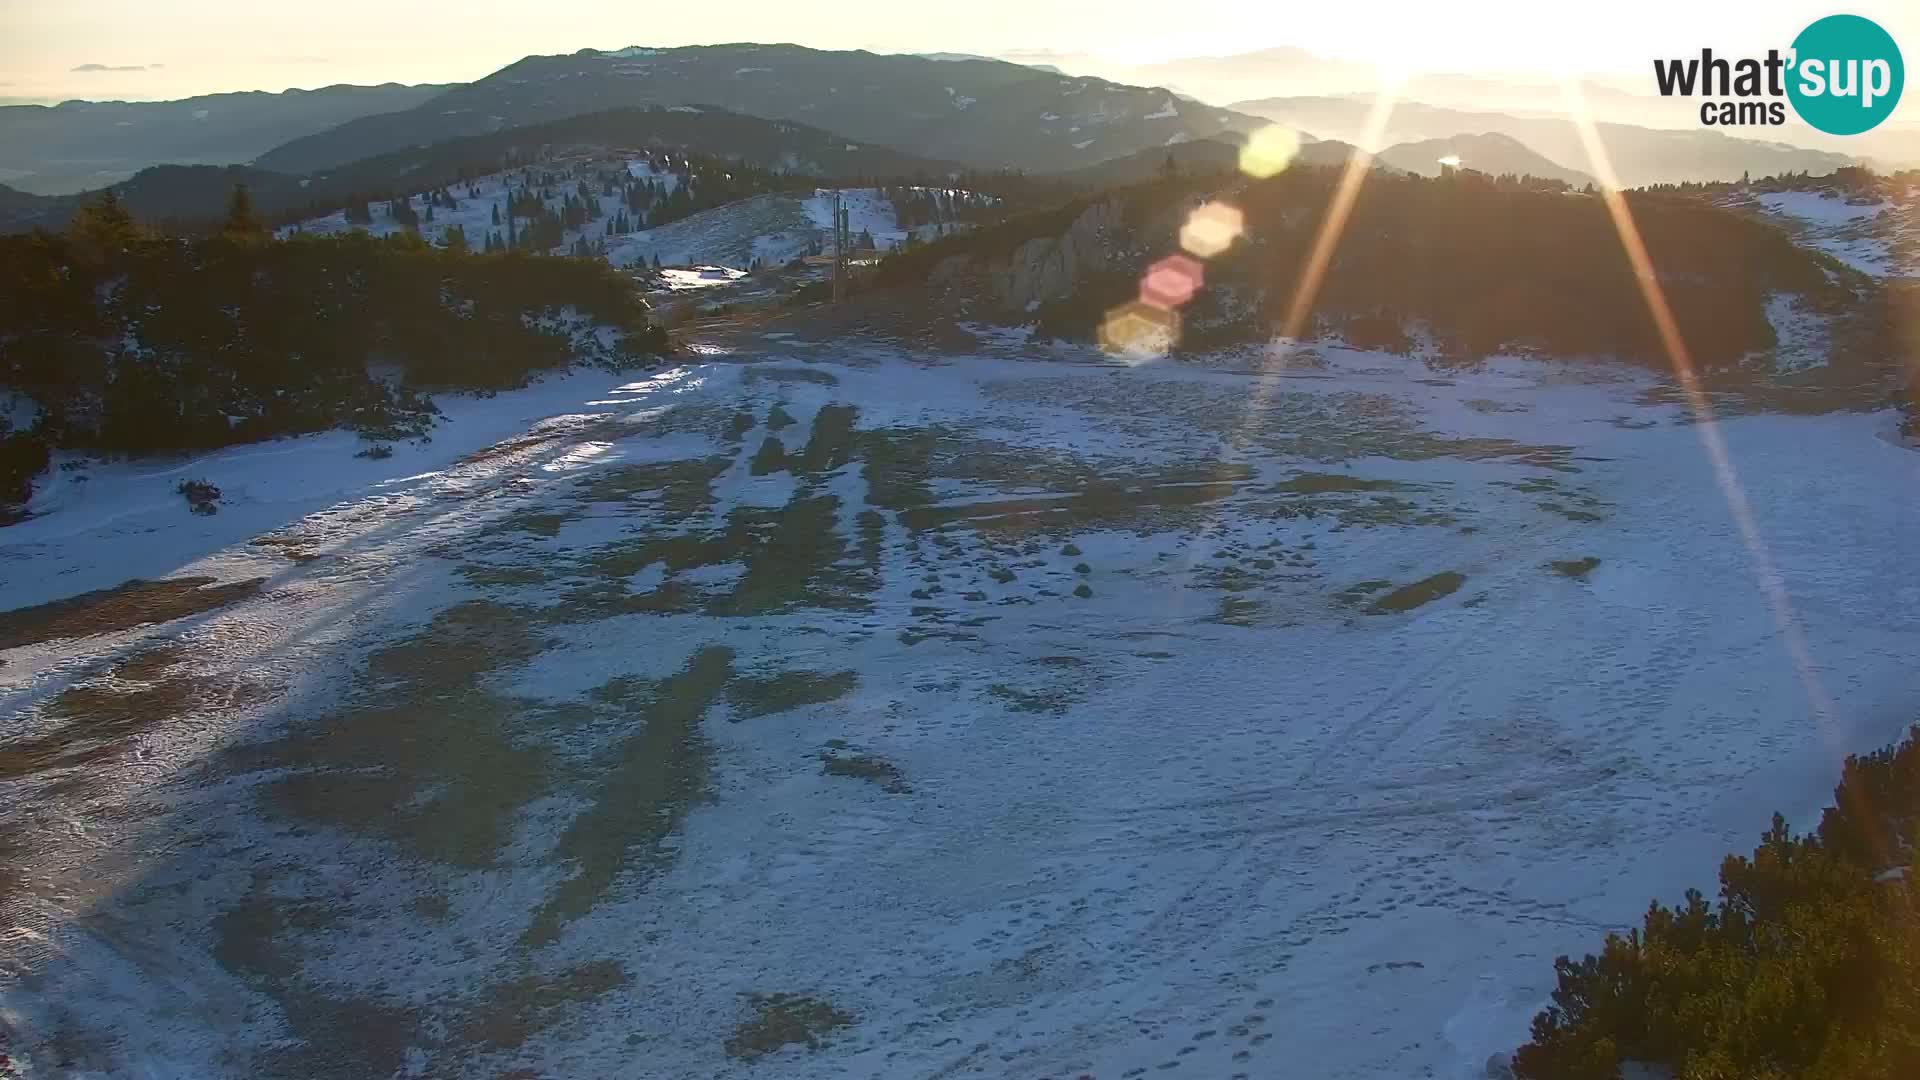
[1179,79,1405,606]
[1556,79,1840,743]
[1276,84,1401,346]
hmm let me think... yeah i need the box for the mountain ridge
[253,43,1263,176]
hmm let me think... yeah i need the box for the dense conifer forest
[0,189,666,504]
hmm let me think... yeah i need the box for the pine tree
[70,188,140,255]
[444,224,468,254]
[222,183,264,240]
[492,203,501,226]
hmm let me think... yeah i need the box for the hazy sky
[3,0,1918,103]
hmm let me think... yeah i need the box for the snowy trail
[1,349,1916,1079]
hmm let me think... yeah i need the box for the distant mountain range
[0,84,448,195]
[1229,97,1857,188]
[1375,133,1593,187]
[252,44,1255,176]
[0,41,1888,231]
[0,106,965,233]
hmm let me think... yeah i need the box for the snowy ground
[1745,188,1920,277]
[281,160,947,274]
[2,348,1917,1079]
[281,156,678,256]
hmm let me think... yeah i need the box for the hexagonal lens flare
[1179,201,1244,259]
[1100,301,1179,361]
[1239,125,1302,179]
[1139,254,1204,310]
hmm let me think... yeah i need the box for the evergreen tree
[70,188,141,255]
[222,183,265,240]
[492,203,501,226]
[444,224,468,254]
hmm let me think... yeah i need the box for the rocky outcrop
[984,200,1120,312]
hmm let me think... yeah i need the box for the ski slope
[2,347,1916,1079]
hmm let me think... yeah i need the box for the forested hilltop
[880,163,1904,380]
[0,192,666,509]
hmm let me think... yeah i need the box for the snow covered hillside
[3,346,1915,1079]
[284,156,960,275]
[1736,185,1920,278]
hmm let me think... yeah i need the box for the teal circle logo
[1787,14,1904,135]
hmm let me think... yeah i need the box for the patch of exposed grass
[727,669,858,720]
[0,576,264,649]
[856,427,937,508]
[724,993,855,1059]
[1212,594,1263,624]
[1271,472,1406,495]
[523,646,734,947]
[987,682,1083,716]
[458,960,629,1050]
[487,510,574,538]
[459,563,554,588]
[821,744,910,794]
[229,602,552,867]
[577,457,730,518]
[559,491,872,619]
[366,600,548,693]
[750,436,789,475]
[1334,579,1394,606]
[1368,571,1467,614]
[714,495,868,615]
[795,404,858,475]
[212,877,425,1080]
[0,645,273,784]
[1542,502,1604,523]
[744,365,839,387]
[900,465,1250,535]
[1550,556,1602,579]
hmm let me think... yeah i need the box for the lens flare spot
[1100,301,1180,361]
[1140,254,1204,309]
[1437,154,1462,169]
[1239,125,1302,179]
[1180,201,1244,259]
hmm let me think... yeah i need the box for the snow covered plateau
[1,346,1917,1079]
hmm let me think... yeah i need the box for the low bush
[1514,725,1920,1080]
